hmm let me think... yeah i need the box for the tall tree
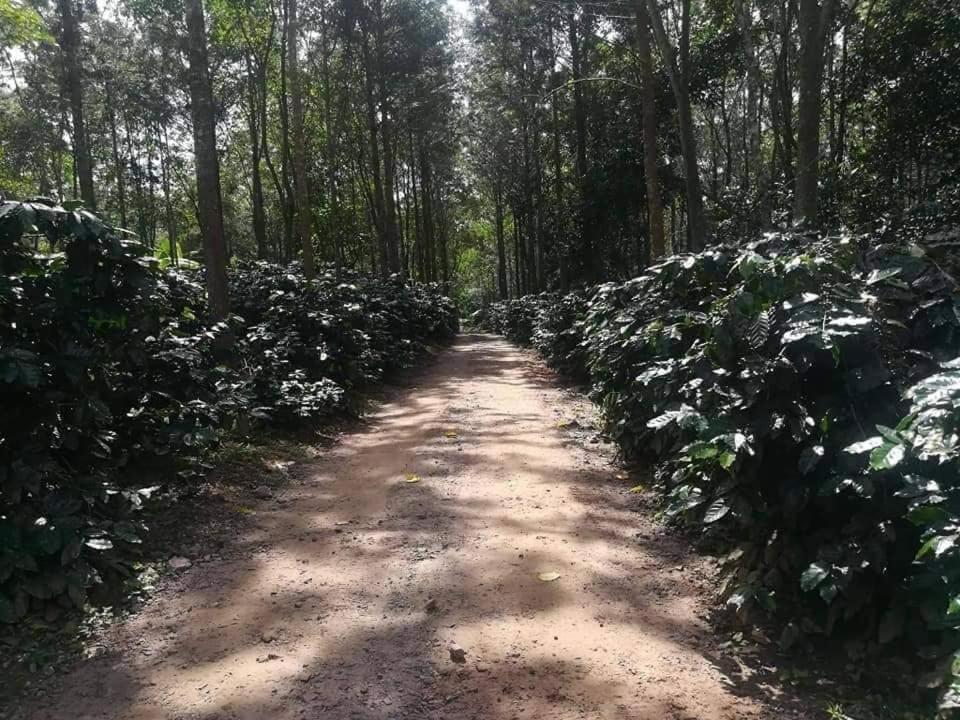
[57,0,95,208]
[793,0,835,226]
[646,0,708,250]
[635,0,665,259]
[185,0,229,320]
[286,0,314,278]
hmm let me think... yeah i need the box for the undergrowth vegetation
[0,200,457,625]
[480,232,960,710]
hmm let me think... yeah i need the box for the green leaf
[718,451,736,470]
[819,582,838,604]
[800,562,829,592]
[917,534,958,560]
[703,498,730,524]
[84,537,114,551]
[726,586,752,611]
[908,505,949,526]
[866,267,902,285]
[947,597,960,617]
[940,679,960,711]
[869,441,905,470]
[685,442,719,460]
[843,436,882,454]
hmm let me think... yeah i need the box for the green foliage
[0,0,49,46]
[0,200,457,622]
[483,232,960,707]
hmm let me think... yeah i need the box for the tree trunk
[495,180,507,299]
[286,0,315,278]
[246,57,268,259]
[793,0,834,226]
[738,0,762,192]
[568,9,594,278]
[373,0,401,274]
[185,0,230,321]
[360,22,388,275]
[646,0,708,250]
[106,87,127,227]
[160,125,178,266]
[635,0,666,259]
[278,18,295,261]
[58,0,95,209]
[420,147,436,282]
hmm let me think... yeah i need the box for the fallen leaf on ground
[403,472,421,483]
[444,430,459,439]
[629,484,646,493]
[537,571,561,582]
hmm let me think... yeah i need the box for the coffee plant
[482,231,960,709]
[0,200,457,624]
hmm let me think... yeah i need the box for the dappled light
[21,336,805,719]
[3,0,959,715]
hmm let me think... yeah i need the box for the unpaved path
[21,335,808,720]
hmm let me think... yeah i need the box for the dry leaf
[628,484,646,493]
[537,571,561,582]
[403,472,421,483]
[444,430,459,439]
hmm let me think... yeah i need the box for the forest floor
[16,334,824,720]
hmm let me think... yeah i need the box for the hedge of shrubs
[0,200,457,624]
[480,232,960,709]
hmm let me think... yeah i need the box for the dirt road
[22,334,808,720]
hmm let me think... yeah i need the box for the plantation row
[478,233,960,709]
[0,201,457,624]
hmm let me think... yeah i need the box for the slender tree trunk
[286,0,315,278]
[437,192,449,287]
[738,0,762,192]
[185,0,229,320]
[420,146,436,282]
[373,0,401,274]
[794,0,834,226]
[775,0,796,191]
[278,16,295,261]
[568,9,594,278]
[495,180,507,299]
[124,112,148,242]
[146,132,157,248]
[58,0,95,209]
[245,57,268,259]
[646,0,708,250]
[258,54,285,260]
[360,24,388,274]
[160,125,178,265]
[834,24,848,165]
[636,0,666,259]
[106,87,127,227]
[512,208,521,296]
[409,134,425,281]
[320,5,341,272]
